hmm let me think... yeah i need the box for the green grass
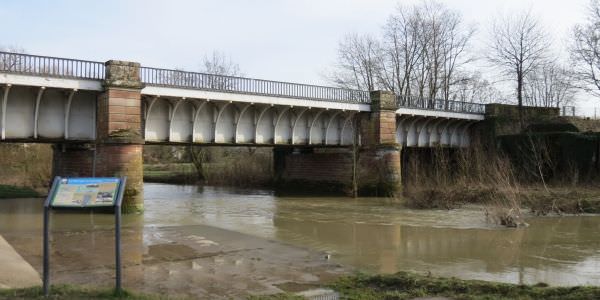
[0,285,176,300]
[3,274,599,299]
[330,272,600,300]
[143,163,197,184]
[0,184,39,198]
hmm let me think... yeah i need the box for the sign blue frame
[50,177,122,208]
[43,176,126,296]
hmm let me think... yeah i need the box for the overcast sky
[1,0,598,113]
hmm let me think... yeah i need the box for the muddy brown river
[1,182,600,295]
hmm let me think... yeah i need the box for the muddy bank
[1,217,346,299]
[404,185,600,215]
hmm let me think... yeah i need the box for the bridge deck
[0,52,484,147]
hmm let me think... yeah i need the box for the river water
[1,182,600,288]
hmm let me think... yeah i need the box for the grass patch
[330,272,600,300]
[0,184,40,198]
[143,163,197,184]
[248,295,303,300]
[0,284,175,300]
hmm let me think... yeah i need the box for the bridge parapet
[0,51,486,116]
[0,51,104,80]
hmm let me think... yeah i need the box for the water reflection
[1,183,600,286]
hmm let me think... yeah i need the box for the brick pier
[53,60,144,212]
[275,91,402,196]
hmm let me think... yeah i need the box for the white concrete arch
[340,112,356,145]
[459,122,476,147]
[428,118,448,147]
[63,89,76,139]
[325,111,344,145]
[255,105,275,144]
[5,85,37,139]
[1,84,11,140]
[309,109,327,145]
[450,120,469,147]
[274,107,292,144]
[169,99,194,142]
[144,96,158,121]
[417,117,437,147]
[145,97,171,141]
[406,116,425,147]
[396,115,412,145]
[450,121,472,147]
[38,88,72,139]
[440,119,462,146]
[192,101,216,143]
[214,102,236,143]
[291,108,309,145]
[32,87,46,139]
[235,103,255,143]
[68,91,95,139]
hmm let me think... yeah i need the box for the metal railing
[0,51,105,80]
[397,95,486,114]
[139,66,371,104]
[0,51,488,114]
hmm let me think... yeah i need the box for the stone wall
[484,103,560,136]
[52,143,144,211]
[274,91,402,197]
[274,148,354,194]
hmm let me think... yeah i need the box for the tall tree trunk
[517,70,524,130]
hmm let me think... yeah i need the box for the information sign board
[51,178,121,207]
[43,176,126,296]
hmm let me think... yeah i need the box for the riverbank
[405,185,600,214]
[0,208,347,298]
[4,272,600,299]
[328,272,600,300]
[0,185,39,199]
[0,285,164,299]
[143,162,273,187]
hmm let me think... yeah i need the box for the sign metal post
[42,176,126,297]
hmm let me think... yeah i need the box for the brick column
[357,91,402,196]
[96,60,144,212]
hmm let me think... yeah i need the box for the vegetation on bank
[0,144,52,196]
[254,272,600,300]
[143,163,197,184]
[10,272,599,299]
[143,146,272,187]
[0,184,39,198]
[402,129,600,227]
[329,272,600,300]
[0,285,171,300]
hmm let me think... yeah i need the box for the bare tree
[524,63,577,108]
[0,45,26,71]
[381,3,424,100]
[331,1,475,108]
[487,10,551,125]
[571,0,600,96]
[189,51,243,180]
[452,71,507,104]
[199,51,243,90]
[330,33,382,91]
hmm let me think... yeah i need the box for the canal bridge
[0,52,486,210]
